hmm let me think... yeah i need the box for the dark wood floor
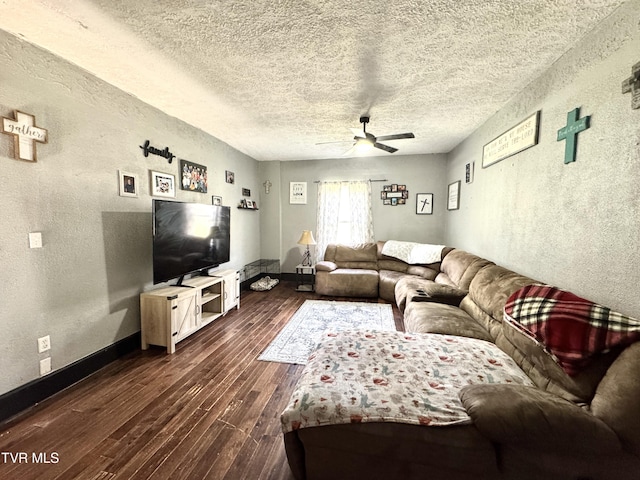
[0,281,403,480]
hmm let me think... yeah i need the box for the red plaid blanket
[504,284,640,376]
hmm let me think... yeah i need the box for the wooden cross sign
[557,107,590,164]
[1,110,48,162]
[621,61,640,109]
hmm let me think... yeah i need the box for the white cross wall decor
[1,110,48,162]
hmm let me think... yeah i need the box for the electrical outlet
[38,335,51,353]
[40,357,52,376]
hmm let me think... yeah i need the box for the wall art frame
[118,170,139,198]
[290,181,307,204]
[447,181,460,211]
[150,170,176,198]
[416,193,433,215]
[482,111,540,168]
[212,195,222,206]
[180,159,207,193]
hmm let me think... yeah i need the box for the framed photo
[465,162,474,184]
[118,170,138,198]
[212,195,222,206]
[225,170,235,184]
[290,181,307,204]
[447,181,460,211]
[150,171,176,198]
[242,188,251,197]
[180,159,207,193]
[416,193,433,215]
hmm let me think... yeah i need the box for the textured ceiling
[0,0,626,161]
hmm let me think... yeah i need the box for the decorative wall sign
[290,181,307,204]
[447,181,460,211]
[381,184,408,206]
[416,193,433,215]
[482,111,540,168]
[150,170,176,198]
[621,60,640,109]
[180,159,207,193]
[118,170,138,198]
[1,110,48,162]
[557,107,590,164]
[139,140,175,164]
[225,170,235,184]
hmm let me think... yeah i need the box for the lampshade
[297,230,316,246]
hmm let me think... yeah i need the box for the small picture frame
[212,195,222,206]
[465,162,474,184]
[225,170,235,184]
[150,170,176,198]
[290,181,307,204]
[180,159,207,193]
[447,181,460,211]
[416,193,433,215]
[242,188,251,197]
[118,170,138,198]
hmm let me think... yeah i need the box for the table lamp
[297,230,316,266]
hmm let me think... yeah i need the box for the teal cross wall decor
[557,107,590,164]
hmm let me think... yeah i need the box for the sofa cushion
[334,243,378,263]
[460,384,621,454]
[462,264,539,339]
[504,284,640,376]
[435,249,494,290]
[315,268,379,298]
[378,270,408,303]
[501,311,616,403]
[404,302,493,342]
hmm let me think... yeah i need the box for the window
[316,181,374,262]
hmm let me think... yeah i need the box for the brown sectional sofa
[283,242,640,480]
[315,241,451,301]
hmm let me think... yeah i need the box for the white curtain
[316,181,374,263]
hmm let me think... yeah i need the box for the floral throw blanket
[281,330,533,433]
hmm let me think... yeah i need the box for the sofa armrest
[459,384,621,454]
[315,261,337,272]
[413,284,467,307]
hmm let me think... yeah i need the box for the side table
[295,264,315,292]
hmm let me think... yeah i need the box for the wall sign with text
[482,111,540,168]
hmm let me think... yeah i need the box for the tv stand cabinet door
[218,269,240,313]
[140,287,199,354]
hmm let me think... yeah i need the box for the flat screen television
[152,199,231,285]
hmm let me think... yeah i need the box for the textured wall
[446,0,640,317]
[0,31,260,395]
[275,154,448,272]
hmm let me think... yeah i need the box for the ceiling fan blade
[375,133,415,142]
[342,145,357,157]
[350,127,366,138]
[374,142,397,153]
[315,140,353,145]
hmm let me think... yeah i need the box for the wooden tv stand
[140,269,239,354]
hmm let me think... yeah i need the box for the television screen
[153,199,231,284]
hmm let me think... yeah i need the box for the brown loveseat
[283,244,640,480]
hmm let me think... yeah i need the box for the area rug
[258,300,396,365]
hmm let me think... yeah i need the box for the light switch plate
[29,232,43,249]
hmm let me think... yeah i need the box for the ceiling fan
[320,116,415,154]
